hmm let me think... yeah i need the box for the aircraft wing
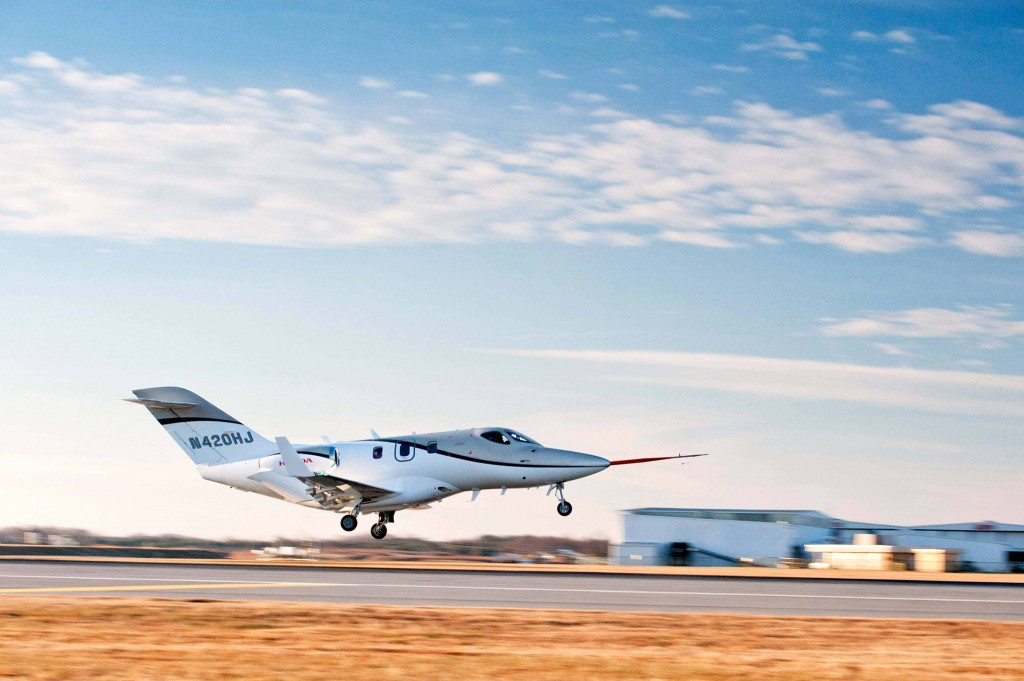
[298,474,397,512]
[274,436,396,512]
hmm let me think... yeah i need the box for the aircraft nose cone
[578,452,610,469]
[541,449,609,469]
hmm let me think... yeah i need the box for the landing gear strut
[340,514,358,532]
[370,511,394,540]
[553,482,573,517]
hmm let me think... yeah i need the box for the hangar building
[610,508,1024,572]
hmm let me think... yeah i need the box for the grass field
[1,597,1022,680]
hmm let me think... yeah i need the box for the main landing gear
[370,511,394,540]
[553,482,573,517]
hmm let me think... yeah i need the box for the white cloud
[690,86,723,96]
[713,64,749,73]
[589,107,630,118]
[817,88,845,97]
[571,91,607,102]
[863,98,892,110]
[485,349,1024,419]
[950,231,1024,257]
[466,71,503,86]
[648,5,690,20]
[618,83,639,92]
[358,76,393,90]
[796,231,929,253]
[884,29,916,44]
[742,34,823,60]
[2,53,1023,254]
[0,79,22,96]
[847,215,922,231]
[539,69,568,80]
[853,29,916,45]
[873,342,908,356]
[396,90,428,98]
[821,306,1024,345]
[907,101,1020,130]
[584,16,616,24]
[658,231,738,248]
[275,88,327,105]
[12,50,62,69]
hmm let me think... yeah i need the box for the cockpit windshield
[481,430,540,445]
[505,430,538,445]
[481,431,511,445]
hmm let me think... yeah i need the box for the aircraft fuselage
[201,427,609,512]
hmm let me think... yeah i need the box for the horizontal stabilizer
[124,397,197,410]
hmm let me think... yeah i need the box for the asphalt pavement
[1,560,1021,620]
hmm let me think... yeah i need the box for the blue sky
[1,2,1022,541]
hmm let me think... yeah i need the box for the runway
[1,561,1021,620]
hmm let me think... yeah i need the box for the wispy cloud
[648,5,690,20]
[571,91,607,102]
[539,69,568,80]
[2,53,1023,253]
[742,34,823,60]
[484,349,1024,419]
[862,98,892,110]
[950,231,1024,257]
[358,76,393,90]
[853,29,916,44]
[795,231,928,253]
[690,86,723,96]
[466,71,503,86]
[820,305,1024,347]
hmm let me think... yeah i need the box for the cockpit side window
[480,431,511,445]
[505,430,536,444]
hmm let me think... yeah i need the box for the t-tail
[127,386,276,465]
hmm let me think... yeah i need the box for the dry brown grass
[0,597,1021,680]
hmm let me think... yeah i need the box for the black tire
[557,500,573,517]
[370,523,388,540]
[340,515,358,532]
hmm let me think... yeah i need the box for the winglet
[276,436,312,477]
[370,429,381,440]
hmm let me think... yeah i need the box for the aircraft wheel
[557,500,573,517]
[340,515,358,532]
[370,522,388,540]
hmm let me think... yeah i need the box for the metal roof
[624,509,1024,533]
[910,521,1024,532]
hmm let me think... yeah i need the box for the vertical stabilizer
[128,386,276,465]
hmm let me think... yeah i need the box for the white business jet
[127,387,704,539]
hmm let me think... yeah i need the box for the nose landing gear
[340,514,358,532]
[370,511,394,540]
[552,482,573,517]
